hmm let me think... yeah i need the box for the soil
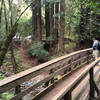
[19,47,38,68]
[0,46,39,77]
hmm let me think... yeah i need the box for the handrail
[34,59,100,100]
[53,58,100,100]
[0,48,93,100]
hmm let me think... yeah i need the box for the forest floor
[0,43,79,77]
[0,46,38,77]
[19,47,38,68]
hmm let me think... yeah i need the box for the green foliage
[1,92,14,100]
[3,50,20,66]
[0,73,5,80]
[46,36,54,44]
[68,41,76,49]
[28,42,49,61]
[0,74,13,100]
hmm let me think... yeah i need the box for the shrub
[46,36,54,44]
[28,42,49,61]
[0,73,5,80]
[1,92,14,100]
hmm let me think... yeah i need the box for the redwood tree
[50,1,54,36]
[58,0,65,52]
[45,0,50,38]
[32,0,42,41]
[55,2,59,41]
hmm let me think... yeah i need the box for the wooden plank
[89,68,95,99]
[0,48,92,94]
[64,90,72,100]
[32,61,90,100]
[33,58,100,100]
[10,64,72,100]
[11,54,92,100]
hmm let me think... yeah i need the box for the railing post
[15,85,22,100]
[64,90,72,100]
[89,67,94,100]
[87,51,90,64]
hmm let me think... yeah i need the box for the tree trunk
[58,0,65,52]
[32,0,42,41]
[32,2,37,40]
[9,0,22,98]
[36,0,42,41]
[10,43,18,74]
[0,23,18,66]
[10,43,21,99]
[55,2,59,41]
[4,0,8,32]
[0,0,4,25]
[45,0,50,38]
[50,2,54,36]
[0,0,22,67]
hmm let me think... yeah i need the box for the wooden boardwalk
[1,48,100,100]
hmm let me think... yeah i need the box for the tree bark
[58,0,65,52]
[45,0,50,38]
[4,0,8,33]
[36,0,42,41]
[0,0,4,26]
[10,43,21,99]
[0,23,18,66]
[50,2,54,36]
[32,1,37,40]
[10,43,18,74]
[0,0,22,67]
[55,2,59,41]
[32,0,42,41]
[0,0,4,25]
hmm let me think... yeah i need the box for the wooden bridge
[0,48,100,100]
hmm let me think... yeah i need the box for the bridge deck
[34,64,100,100]
[1,48,99,100]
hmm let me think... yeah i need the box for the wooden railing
[0,48,94,100]
[62,58,100,100]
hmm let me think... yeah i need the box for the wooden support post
[89,67,95,100]
[87,53,90,64]
[93,80,100,96]
[15,85,22,100]
[64,90,72,100]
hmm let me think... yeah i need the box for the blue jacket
[92,40,99,50]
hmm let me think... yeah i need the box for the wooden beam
[89,68,95,100]
[0,48,92,94]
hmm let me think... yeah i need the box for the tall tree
[58,0,65,52]
[45,0,50,39]
[0,0,4,25]
[0,0,32,67]
[9,0,22,97]
[50,1,54,37]
[32,0,42,41]
[55,2,59,41]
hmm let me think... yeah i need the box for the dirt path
[19,47,38,68]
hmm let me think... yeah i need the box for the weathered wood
[64,90,72,100]
[89,68,95,100]
[11,57,92,100]
[0,48,93,99]
[35,58,100,100]
[10,63,73,100]
[92,80,100,96]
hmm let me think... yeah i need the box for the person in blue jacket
[92,37,100,60]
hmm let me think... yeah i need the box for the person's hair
[92,37,96,41]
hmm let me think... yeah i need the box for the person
[92,37,100,60]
